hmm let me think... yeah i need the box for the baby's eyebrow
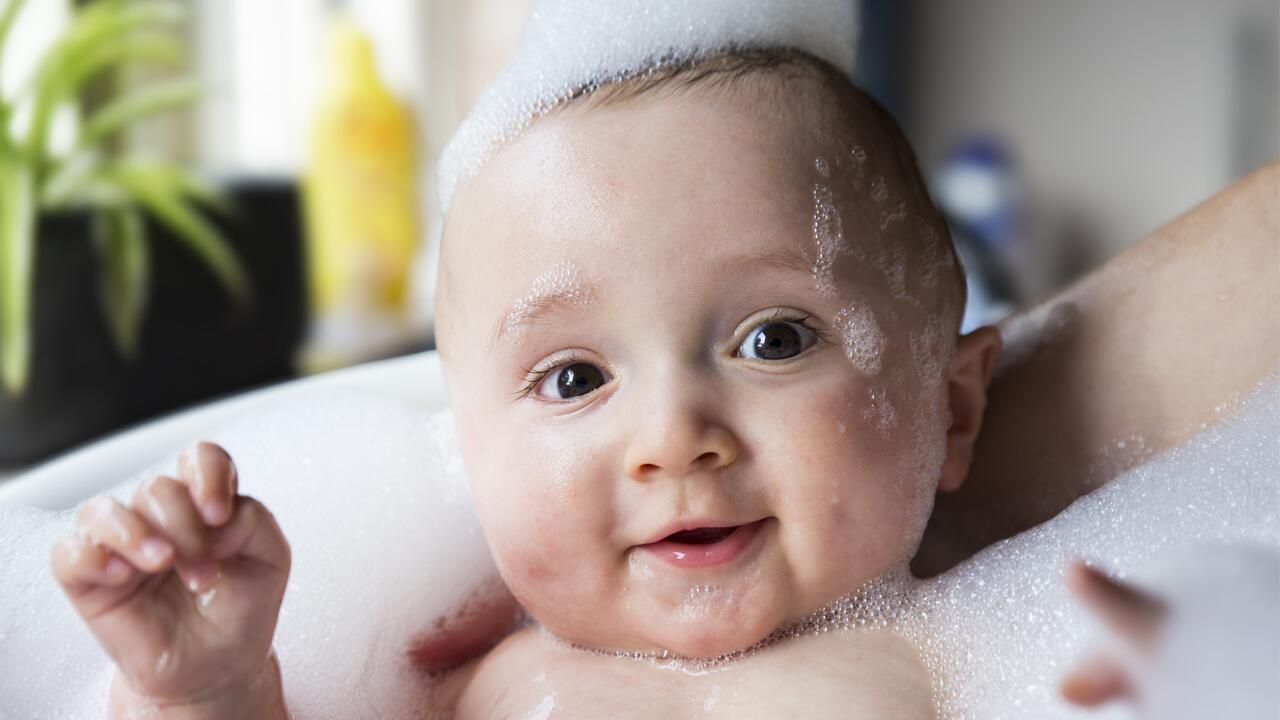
[731,245,816,278]
[490,247,816,348]
[492,262,600,348]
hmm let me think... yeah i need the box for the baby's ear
[937,326,1002,493]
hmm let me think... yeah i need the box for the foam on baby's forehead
[437,0,859,212]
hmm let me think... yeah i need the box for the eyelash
[512,310,828,401]
[740,309,830,353]
[513,355,581,400]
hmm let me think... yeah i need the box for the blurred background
[0,0,1276,477]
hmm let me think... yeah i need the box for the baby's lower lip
[639,519,767,569]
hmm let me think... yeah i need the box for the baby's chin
[650,609,783,659]
[544,577,798,659]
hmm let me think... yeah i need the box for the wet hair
[556,46,967,330]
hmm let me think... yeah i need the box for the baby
[52,47,1003,718]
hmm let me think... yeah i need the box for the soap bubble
[438,0,860,211]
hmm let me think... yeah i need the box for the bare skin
[444,623,936,719]
[50,443,290,720]
[916,161,1280,576]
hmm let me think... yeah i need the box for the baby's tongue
[666,526,736,545]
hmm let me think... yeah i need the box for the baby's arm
[50,443,290,720]
[919,162,1280,574]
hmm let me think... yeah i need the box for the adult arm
[916,161,1280,576]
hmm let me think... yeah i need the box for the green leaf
[51,1,183,84]
[0,0,26,152]
[137,161,234,215]
[94,204,149,357]
[109,163,250,308]
[0,150,36,395]
[40,147,101,209]
[27,33,184,161]
[0,0,28,96]
[80,78,200,147]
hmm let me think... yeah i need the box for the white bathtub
[0,352,449,511]
[0,350,498,720]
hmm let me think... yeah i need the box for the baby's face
[439,86,957,657]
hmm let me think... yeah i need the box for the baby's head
[435,48,1000,657]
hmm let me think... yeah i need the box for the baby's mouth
[663,526,738,544]
[639,519,768,569]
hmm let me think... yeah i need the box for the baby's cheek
[479,459,611,606]
[779,392,920,575]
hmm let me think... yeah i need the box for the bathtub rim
[0,351,447,511]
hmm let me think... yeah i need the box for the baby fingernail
[140,538,172,566]
[201,499,227,525]
[96,555,129,582]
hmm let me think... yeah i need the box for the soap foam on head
[438,0,860,211]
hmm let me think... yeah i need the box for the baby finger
[50,534,134,595]
[77,496,174,573]
[131,474,211,561]
[177,442,238,527]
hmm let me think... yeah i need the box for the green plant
[0,0,247,396]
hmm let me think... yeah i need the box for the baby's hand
[51,442,290,717]
[1059,561,1165,707]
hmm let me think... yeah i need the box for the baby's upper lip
[638,518,761,546]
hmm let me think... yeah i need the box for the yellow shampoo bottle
[302,19,419,371]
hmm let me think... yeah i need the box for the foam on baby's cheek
[833,304,886,376]
[906,316,952,479]
[862,383,898,436]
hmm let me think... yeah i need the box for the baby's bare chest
[453,627,936,720]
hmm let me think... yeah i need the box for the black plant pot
[0,179,307,468]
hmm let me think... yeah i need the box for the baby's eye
[537,362,610,400]
[737,320,819,361]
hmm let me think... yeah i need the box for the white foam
[810,183,847,298]
[910,374,1280,719]
[862,383,898,436]
[437,0,860,211]
[0,506,113,718]
[0,393,497,720]
[1144,545,1279,720]
[833,304,886,375]
[502,261,597,339]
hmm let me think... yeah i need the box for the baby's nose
[622,412,740,481]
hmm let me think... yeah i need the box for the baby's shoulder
[447,625,559,717]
